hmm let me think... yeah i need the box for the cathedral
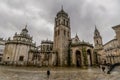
[2,8,99,67]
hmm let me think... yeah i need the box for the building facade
[53,8,71,66]
[39,40,56,66]
[2,8,98,67]
[0,38,6,62]
[94,25,120,65]
[2,25,36,65]
[70,34,96,67]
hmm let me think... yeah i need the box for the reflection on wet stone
[0,66,120,80]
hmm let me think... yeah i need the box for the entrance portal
[76,50,81,67]
[87,49,92,66]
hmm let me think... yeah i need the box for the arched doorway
[87,49,92,66]
[76,50,81,67]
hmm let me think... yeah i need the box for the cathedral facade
[39,8,97,67]
[2,8,98,67]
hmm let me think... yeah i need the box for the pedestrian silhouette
[47,70,50,78]
[102,66,105,73]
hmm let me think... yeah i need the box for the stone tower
[94,26,103,50]
[112,25,120,45]
[53,7,71,66]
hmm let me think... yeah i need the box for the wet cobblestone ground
[0,66,120,80]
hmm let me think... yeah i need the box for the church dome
[22,25,28,33]
[57,7,68,17]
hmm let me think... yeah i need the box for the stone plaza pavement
[0,66,120,80]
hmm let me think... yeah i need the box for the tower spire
[75,33,78,37]
[25,24,27,29]
[94,25,103,49]
[61,5,63,11]
[95,25,97,29]
[95,25,97,30]
[94,25,99,33]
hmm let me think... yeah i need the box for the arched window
[96,40,99,44]
[64,19,65,25]
[64,30,66,36]
[66,21,68,26]
[68,32,69,37]
[96,33,98,36]
[59,20,60,25]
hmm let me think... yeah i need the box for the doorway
[76,50,81,67]
[87,49,92,66]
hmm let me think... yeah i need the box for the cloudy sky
[0,0,120,46]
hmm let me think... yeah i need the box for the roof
[41,39,53,44]
[22,25,28,32]
[71,41,93,48]
[56,7,68,17]
[103,38,117,46]
[112,24,120,30]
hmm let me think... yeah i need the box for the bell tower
[53,7,71,66]
[94,26,103,50]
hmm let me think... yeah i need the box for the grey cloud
[0,0,120,46]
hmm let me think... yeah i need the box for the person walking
[47,70,50,78]
[102,66,105,73]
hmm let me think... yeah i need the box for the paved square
[0,66,120,80]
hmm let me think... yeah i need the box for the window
[64,19,65,25]
[96,40,98,44]
[59,20,60,25]
[68,32,69,37]
[96,33,98,36]
[58,30,60,35]
[7,57,9,59]
[0,58,2,61]
[47,45,49,51]
[66,21,68,26]
[19,56,24,61]
[55,31,57,36]
[64,30,66,36]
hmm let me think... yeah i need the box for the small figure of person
[47,70,50,78]
[102,66,105,73]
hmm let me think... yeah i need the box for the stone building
[104,38,120,64]
[40,8,97,67]
[33,8,97,67]
[93,27,105,64]
[2,25,36,65]
[94,25,120,65]
[0,38,6,62]
[39,39,56,66]
[70,34,96,67]
[53,8,71,66]
[2,8,98,67]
